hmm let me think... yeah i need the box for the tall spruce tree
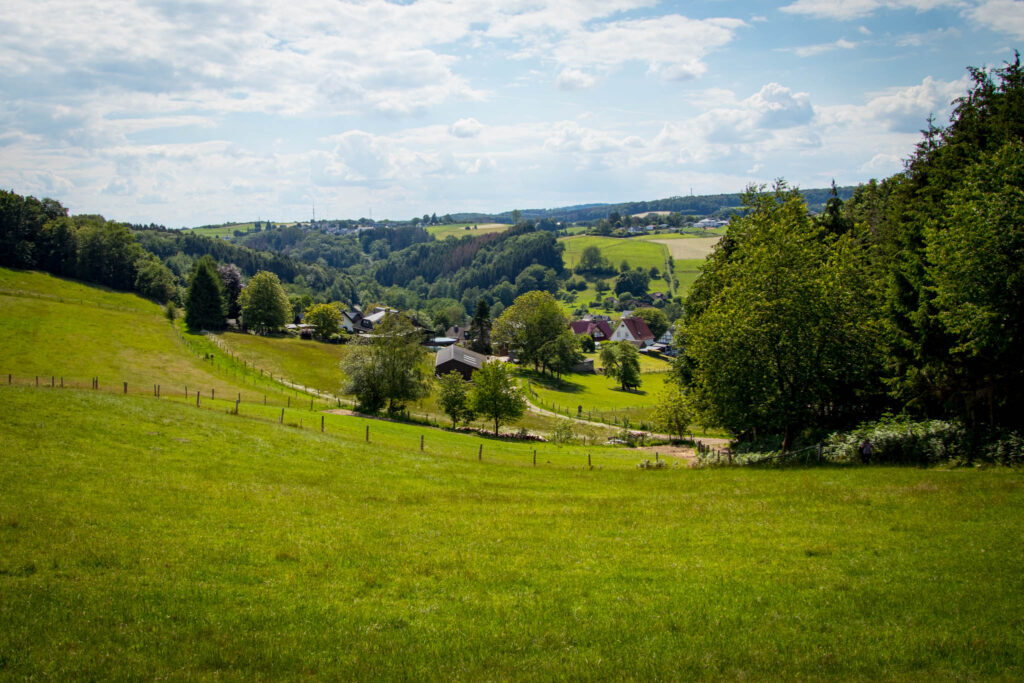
[184,255,225,331]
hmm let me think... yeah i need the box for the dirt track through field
[649,237,720,260]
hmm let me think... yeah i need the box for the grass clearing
[427,223,509,240]
[2,385,1022,678]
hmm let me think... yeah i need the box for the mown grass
[186,223,258,239]
[427,223,509,240]
[2,386,1022,679]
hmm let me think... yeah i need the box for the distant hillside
[452,186,856,225]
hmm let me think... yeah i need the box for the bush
[824,416,1024,466]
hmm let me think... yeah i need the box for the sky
[1,0,1021,226]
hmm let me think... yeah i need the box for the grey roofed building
[434,345,488,381]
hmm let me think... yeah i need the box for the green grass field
[185,223,259,239]
[516,352,676,426]
[0,270,301,406]
[560,235,669,273]
[2,386,1022,678]
[426,223,509,240]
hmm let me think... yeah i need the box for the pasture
[1,386,1022,679]
[427,222,509,240]
[643,235,721,260]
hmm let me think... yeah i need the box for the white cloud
[792,38,858,57]
[895,27,962,46]
[780,0,962,20]
[966,0,1024,38]
[449,118,484,138]
[548,15,746,82]
[557,68,597,90]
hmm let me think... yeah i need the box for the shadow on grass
[519,369,649,397]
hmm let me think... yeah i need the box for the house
[610,316,655,348]
[569,319,613,342]
[435,345,488,381]
[342,306,397,334]
[445,324,472,344]
[656,327,673,347]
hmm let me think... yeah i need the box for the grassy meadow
[2,385,1023,679]
[426,222,509,240]
[0,270,301,406]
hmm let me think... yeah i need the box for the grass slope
[0,269,318,406]
[560,235,668,274]
[2,386,1022,678]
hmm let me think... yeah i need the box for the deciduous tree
[240,270,290,334]
[469,361,526,435]
[437,370,475,428]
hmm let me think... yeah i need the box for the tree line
[674,54,1024,451]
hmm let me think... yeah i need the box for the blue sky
[1,0,1021,226]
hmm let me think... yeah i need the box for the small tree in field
[437,370,475,429]
[653,384,692,441]
[469,361,527,435]
[304,302,342,340]
[600,341,642,391]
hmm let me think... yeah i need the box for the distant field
[185,223,258,239]
[2,386,1022,679]
[646,235,720,260]
[560,235,669,273]
[427,222,509,240]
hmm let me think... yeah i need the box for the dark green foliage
[614,268,649,296]
[846,52,1024,428]
[184,255,226,331]
[218,263,243,319]
[134,257,178,303]
[468,299,492,354]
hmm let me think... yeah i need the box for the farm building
[610,316,655,348]
[434,345,488,380]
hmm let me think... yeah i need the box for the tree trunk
[494,417,499,436]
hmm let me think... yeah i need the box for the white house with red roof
[610,316,655,348]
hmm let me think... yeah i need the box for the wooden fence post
[211,388,215,400]
[36,376,39,387]
[280,409,284,424]
[51,376,54,387]
[264,395,267,405]
[235,399,240,414]
[123,381,127,394]
[365,425,369,442]
[478,444,482,461]
[321,416,324,432]
[588,453,591,468]
[533,449,536,466]
[60,377,63,389]
[420,434,424,451]
[157,384,160,397]
[196,392,200,407]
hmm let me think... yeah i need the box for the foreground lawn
[2,387,1022,679]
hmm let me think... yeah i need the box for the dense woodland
[677,54,1024,453]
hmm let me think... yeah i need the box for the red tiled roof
[570,320,613,339]
[620,317,654,341]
